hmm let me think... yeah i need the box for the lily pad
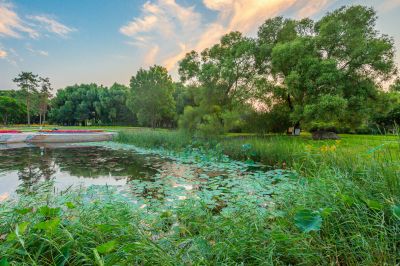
[294,209,322,233]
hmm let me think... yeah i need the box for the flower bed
[39,130,104,133]
[0,130,22,133]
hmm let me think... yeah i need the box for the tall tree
[128,66,176,128]
[178,32,256,135]
[256,5,396,136]
[13,72,39,126]
[39,77,52,125]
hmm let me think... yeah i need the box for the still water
[0,143,171,199]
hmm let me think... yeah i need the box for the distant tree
[39,77,52,125]
[13,72,39,126]
[128,66,176,128]
[49,84,101,125]
[0,96,23,125]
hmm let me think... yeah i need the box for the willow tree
[178,32,256,136]
[256,6,396,137]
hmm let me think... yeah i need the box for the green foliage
[128,65,176,128]
[96,240,118,254]
[49,83,135,126]
[390,78,400,92]
[294,209,322,232]
[0,96,25,125]
[178,32,255,136]
[1,133,399,265]
[12,72,40,125]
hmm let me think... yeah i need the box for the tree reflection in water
[0,144,162,193]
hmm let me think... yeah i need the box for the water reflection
[0,144,163,195]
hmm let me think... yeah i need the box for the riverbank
[0,129,399,265]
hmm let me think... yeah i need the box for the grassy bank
[1,129,399,264]
[115,130,400,264]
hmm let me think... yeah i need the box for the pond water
[0,142,295,211]
[0,143,172,199]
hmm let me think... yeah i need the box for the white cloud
[120,15,158,36]
[296,0,332,18]
[0,49,7,58]
[120,0,335,73]
[26,43,49,56]
[379,0,400,12]
[120,0,202,71]
[28,15,76,37]
[144,45,159,66]
[0,2,75,39]
[0,2,38,38]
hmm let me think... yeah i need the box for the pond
[0,142,296,211]
[0,143,173,198]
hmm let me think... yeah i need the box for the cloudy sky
[1,0,399,90]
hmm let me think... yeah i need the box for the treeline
[2,5,400,134]
[49,83,135,126]
[1,73,51,126]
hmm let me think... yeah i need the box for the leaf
[364,199,383,211]
[0,258,10,266]
[93,249,104,266]
[38,206,61,217]
[16,222,30,235]
[339,194,355,206]
[319,207,333,218]
[14,208,32,215]
[294,209,322,233]
[65,202,76,209]
[6,233,16,242]
[96,240,118,254]
[392,205,400,220]
[34,218,61,233]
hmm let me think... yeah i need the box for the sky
[0,0,400,91]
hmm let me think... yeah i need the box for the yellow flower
[305,145,313,151]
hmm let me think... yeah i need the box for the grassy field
[1,127,399,265]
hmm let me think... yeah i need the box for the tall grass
[116,129,193,150]
[112,129,400,264]
[1,130,399,264]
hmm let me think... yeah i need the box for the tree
[256,5,396,136]
[49,84,101,125]
[0,96,23,125]
[13,72,39,126]
[39,77,52,125]
[178,32,256,136]
[128,66,176,128]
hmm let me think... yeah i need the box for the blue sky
[1,0,399,90]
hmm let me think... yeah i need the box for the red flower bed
[39,130,104,133]
[0,130,22,133]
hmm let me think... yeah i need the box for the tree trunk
[26,96,31,126]
[39,113,42,125]
[43,112,46,125]
[2,114,7,126]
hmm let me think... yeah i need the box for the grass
[1,127,399,265]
